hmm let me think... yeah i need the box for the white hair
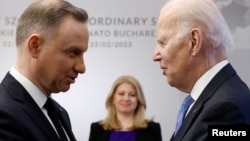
[161,0,234,49]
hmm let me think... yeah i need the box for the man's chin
[59,85,71,93]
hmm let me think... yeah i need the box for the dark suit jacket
[0,72,76,141]
[170,64,250,141]
[89,121,162,141]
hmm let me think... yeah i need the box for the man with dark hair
[0,0,89,140]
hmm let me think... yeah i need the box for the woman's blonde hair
[100,75,152,130]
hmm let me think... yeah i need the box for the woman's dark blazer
[89,121,162,141]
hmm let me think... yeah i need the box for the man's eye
[157,40,165,46]
[68,50,80,57]
[69,51,77,56]
[160,41,167,46]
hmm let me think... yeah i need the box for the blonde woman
[89,75,162,141]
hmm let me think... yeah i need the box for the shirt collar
[10,66,47,108]
[191,60,229,101]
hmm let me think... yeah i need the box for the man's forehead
[157,10,177,30]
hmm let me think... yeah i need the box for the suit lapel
[2,73,60,141]
[23,102,60,141]
[173,64,236,140]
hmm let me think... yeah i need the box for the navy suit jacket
[170,64,250,141]
[0,72,76,141]
[89,121,162,141]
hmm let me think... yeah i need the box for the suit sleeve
[0,110,25,141]
[152,122,162,141]
[88,122,110,141]
[88,122,98,141]
[136,122,163,141]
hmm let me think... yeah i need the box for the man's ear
[189,28,202,56]
[27,34,43,58]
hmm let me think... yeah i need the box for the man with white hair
[153,0,250,140]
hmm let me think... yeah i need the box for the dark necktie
[44,98,68,141]
[174,95,194,135]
